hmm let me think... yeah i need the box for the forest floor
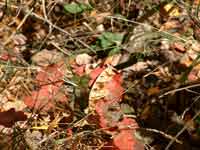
[0,0,200,150]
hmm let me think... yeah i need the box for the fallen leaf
[89,67,104,86]
[113,118,144,150]
[89,66,123,111]
[72,64,86,76]
[95,100,122,128]
[160,20,180,31]
[36,64,64,86]
[104,73,124,101]
[90,11,111,24]
[75,53,92,65]
[104,53,122,66]
[125,62,148,72]
[147,87,160,96]
[13,33,27,45]
[188,69,199,82]
[0,52,16,61]
[0,108,27,128]
[113,130,144,150]
[117,117,139,130]
[0,52,10,61]
[25,130,42,150]
[31,50,63,67]
[172,42,186,53]
[24,85,68,111]
[164,3,180,17]
[187,49,198,60]
[3,100,27,111]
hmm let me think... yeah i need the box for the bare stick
[3,8,33,45]
[143,128,182,144]
[165,110,200,150]
[159,83,200,98]
[0,2,96,53]
[42,0,47,20]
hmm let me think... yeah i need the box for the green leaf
[64,3,83,14]
[98,32,124,48]
[80,75,89,87]
[121,103,135,114]
[64,2,92,14]
[197,128,200,135]
[108,47,121,56]
[195,116,200,124]
[79,3,92,10]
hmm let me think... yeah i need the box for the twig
[143,128,182,144]
[165,110,200,150]
[0,2,96,53]
[26,9,96,53]
[181,96,200,120]
[107,16,187,42]
[50,41,71,56]
[159,83,200,98]
[42,0,47,20]
[3,8,33,45]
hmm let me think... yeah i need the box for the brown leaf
[172,42,185,53]
[0,108,27,128]
[31,50,63,67]
[75,53,92,65]
[147,87,160,96]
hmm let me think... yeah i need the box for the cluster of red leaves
[72,64,143,149]
[89,67,144,150]
[24,63,68,111]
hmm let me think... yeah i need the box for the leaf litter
[0,0,200,150]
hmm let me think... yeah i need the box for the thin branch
[42,0,47,20]
[0,2,96,54]
[107,16,187,42]
[3,8,33,45]
[159,83,200,98]
[143,128,182,144]
[165,110,200,150]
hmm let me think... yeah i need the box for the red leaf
[113,118,144,150]
[95,99,111,128]
[89,67,104,86]
[113,130,144,150]
[188,69,199,81]
[36,64,64,86]
[24,85,67,111]
[25,63,68,111]
[66,128,73,137]
[0,52,16,61]
[0,53,10,61]
[72,65,86,76]
[172,42,185,53]
[104,74,124,102]
[95,99,122,129]
[0,108,27,128]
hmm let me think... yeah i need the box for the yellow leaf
[164,3,180,17]
[32,125,49,130]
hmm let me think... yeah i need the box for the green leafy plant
[98,32,124,48]
[96,32,124,55]
[64,2,92,14]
